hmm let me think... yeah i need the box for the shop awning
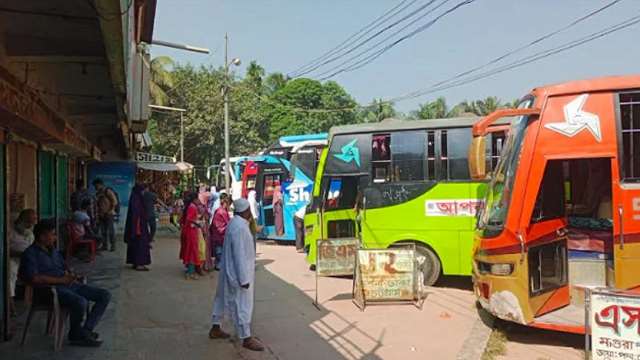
[137,161,194,172]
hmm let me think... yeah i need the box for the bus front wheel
[415,245,441,286]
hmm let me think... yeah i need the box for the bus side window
[263,174,281,206]
[427,131,436,180]
[391,131,425,182]
[441,130,448,179]
[372,134,391,183]
[325,177,358,210]
[490,132,505,172]
[445,128,472,180]
[618,92,640,182]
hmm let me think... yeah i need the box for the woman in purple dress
[124,184,152,271]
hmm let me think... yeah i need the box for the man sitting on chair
[19,219,111,347]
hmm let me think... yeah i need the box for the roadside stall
[135,152,194,228]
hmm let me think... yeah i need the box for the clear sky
[152,0,640,112]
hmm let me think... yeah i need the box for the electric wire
[317,0,476,80]
[390,13,640,102]
[398,0,627,99]
[288,0,420,77]
[293,0,445,78]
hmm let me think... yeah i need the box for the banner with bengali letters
[356,249,416,301]
[316,238,358,276]
[425,199,484,217]
[590,290,640,360]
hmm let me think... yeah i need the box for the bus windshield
[478,99,533,237]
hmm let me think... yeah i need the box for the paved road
[1,232,584,359]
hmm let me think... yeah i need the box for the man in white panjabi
[209,198,264,352]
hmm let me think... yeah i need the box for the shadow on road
[435,275,473,291]
[254,259,384,360]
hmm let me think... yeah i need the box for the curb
[456,306,496,360]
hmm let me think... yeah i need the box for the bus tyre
[416,245,441,286]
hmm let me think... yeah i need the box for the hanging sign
[135,152,176,163]
[316,238,358,277]
[589,289,640,360]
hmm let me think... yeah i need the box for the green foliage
[357,99,398,123]
[148,60,357,166]
[265,78,358,141]
[148,57,521,167]
[149,56,175,106]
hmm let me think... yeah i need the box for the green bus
[304,117,506,285]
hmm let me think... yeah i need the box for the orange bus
[468,75,640,334]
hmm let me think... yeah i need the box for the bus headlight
[490,263,513,276]
[478,262,514,276]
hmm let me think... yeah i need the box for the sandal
[208,325,230,339]
[242,337,265,352]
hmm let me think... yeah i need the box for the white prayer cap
[233,198,250,213]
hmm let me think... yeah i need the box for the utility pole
[224,33,230,196]
[180,111,184,162]
[223,33,241,197]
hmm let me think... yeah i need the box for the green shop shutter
[56,156,68,220]
[38,151,56,219]
[0,144,5,338]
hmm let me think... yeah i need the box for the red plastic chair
[65,222,96,263]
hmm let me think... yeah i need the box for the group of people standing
[176,186,264,351]
[179,187,232,279]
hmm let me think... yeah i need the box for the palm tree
[474,96,502,115]
[358,99,397,122]
[149,56,175,106]
[413,97,459,119]
[246,61,266,91]
[264,73,288,95]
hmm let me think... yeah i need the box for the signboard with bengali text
[316,238,358,277]
[356,248,417,301]
[135,152,176,163]
[590,290,640,360]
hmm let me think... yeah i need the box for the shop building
[0,0,157,340]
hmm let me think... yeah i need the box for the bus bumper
[473,253,529,325]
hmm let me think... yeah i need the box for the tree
[266,78,357,140]
[412,97,457,119]
[245,61,266,91]
[264,72,288,95]
[454,96,508,116]
[473,96,502,116]
[149,56,175,106]
[357,99,397,123]
[149,64,269,168]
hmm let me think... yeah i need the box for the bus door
[258,165,284,235]
[522,159,571,317]
[613,91,640,291]
[525,157,619,318]
[321,176,362,241]
[614,182,640,290]
[241,161,259,198]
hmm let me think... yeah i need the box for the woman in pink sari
[273,185,284,236]
[180,192,201,279]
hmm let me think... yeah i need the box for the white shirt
[295,205,306,219]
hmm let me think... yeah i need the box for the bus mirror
[469,136,486,180]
